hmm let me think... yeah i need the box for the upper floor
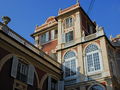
[31,3,105,59]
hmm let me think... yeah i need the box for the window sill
[64,40,75,48]
[87,70,102,76]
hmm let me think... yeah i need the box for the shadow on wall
[62,64,119,90]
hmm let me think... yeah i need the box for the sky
[0,0,120,43]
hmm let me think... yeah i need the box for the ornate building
[31,2,120,90]
[0,2,120,90]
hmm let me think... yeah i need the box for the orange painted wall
[42,40,57,54]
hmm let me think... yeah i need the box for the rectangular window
[65,31,73,42]
[87,52,101,73]
[54,30,58,39]
[40,32,50,44]
[51,78,58,90]
[40,30,57,44]
[41,33,46,44]
[65,17,73,28]
[16,61,28,83]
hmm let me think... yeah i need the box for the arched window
[90,85,105,90]
[64,51,77,78]
[85,44,102,73]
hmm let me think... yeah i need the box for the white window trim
[85,49,103,76]
[64,17,74,29]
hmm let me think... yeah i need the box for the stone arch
[0,54,40,89]
[83,42,100,55]
[40,73,48,89]
[88,83,106,90]
[40,73,59,90]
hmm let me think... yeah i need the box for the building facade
[0,22,63,90]
[0,2,120,90]
[31,2,120,90]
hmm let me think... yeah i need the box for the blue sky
[0,0,120,43]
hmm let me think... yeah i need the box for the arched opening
[89,84,105,90]
[0,54,40,90]
[85,44,102,74]
[63,51,77,78]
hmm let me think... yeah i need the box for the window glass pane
[93,53,101,70]
[65,17,73,28]
[66,18,69,28]
[64,51,76,77]
[17,61,28,82]
[87,54,94,72]
[65,31,73,42]
[41,34,46,43]
[86,44,98,53]
[64,51,75,60]
[65,61,70,77]
[69,18,73,27]
[71,59,76,75]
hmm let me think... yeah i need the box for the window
[54,30,58,39]
[40,30,58,44]
[11,56,35,85]
[64,17,73,28]
[64,51,77,78]
[85,44,102,74]
[65,31,73,42]
[51,79,57,90]
[51,30,58,40]
[40,32,49,44]
[90,85,105,90]
[17,61,28,82]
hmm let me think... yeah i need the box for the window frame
[65,31,74,43]
[16,61,28,83]
[63,51,78,80]
[64,17,74,29]
[85,44,103,75]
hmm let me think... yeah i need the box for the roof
[35,16,58,33]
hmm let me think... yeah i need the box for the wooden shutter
[27,64,35,86]
[48,76,51,90]
[58,81,64,90]
[11,56,19,78]
[62,33,65,43]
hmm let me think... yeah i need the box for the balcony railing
[82,28,105,42]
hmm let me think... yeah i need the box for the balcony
[82,27,105,42]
